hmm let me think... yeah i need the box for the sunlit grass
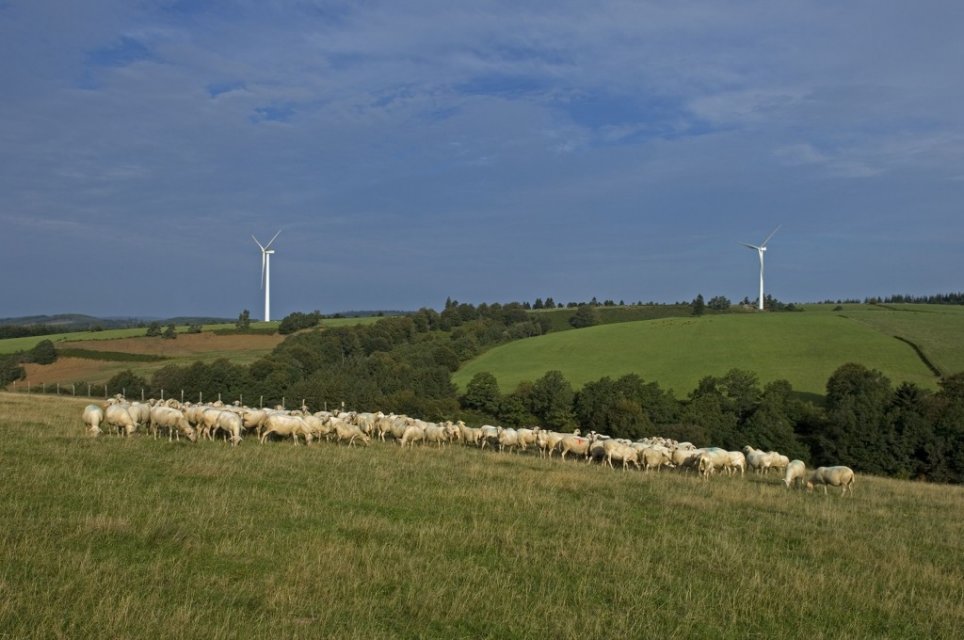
[1,393,961,638]
[453,308,960,396]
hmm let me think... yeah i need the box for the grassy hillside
[454,305,963,397]
[1,393,961,639]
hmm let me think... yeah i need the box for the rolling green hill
[454,304,964,397]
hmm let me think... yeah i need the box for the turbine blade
[252,234,265,251]
[265,229,282,250]
[740,242,761,250]
[760,225,780,248]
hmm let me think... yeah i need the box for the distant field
[1,393,961,639]
[454,305,962,397]
[0,316,385,355]
[5,316,385,386]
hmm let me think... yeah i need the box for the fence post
[141,389,145,402]
[57,383,60,395]
[42,383,46,394]
[72,384,75,396]
[199,392,203,404]
[160,389,164,401]
[181,389,185,403]
[259,395,263,408]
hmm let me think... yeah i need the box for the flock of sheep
[81,396,856,496]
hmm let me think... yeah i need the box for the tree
[462,372,501,416]
[707,295,731,311]
[145,322,162,337]
[163,324,177,340]
[528,370,576,429]
[236,309,251,330]
[107,369,148,396]
[823,363,897,474]
[27,339,57,365]
[692,294,705,316]
[569,304,600,329]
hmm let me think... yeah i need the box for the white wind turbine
[252,230,281,322]
[740,226,780,311]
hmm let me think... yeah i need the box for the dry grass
[1,393,962,639]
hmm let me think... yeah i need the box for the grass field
[454,305,964,397]
[0,316,386,355]
[1,393,961,639]
[3,317,387,387]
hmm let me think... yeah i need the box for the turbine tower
[252,230,281,322]
[740,226,779,311]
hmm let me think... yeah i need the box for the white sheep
[82,404,105,436]
[783,460,806,489]
[806,466,855,496]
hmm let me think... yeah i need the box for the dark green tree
[236,309,251,330]
[163,324,177,340]
[106,369,148,397]
[569,304,601,329]
[528,370,576,429]
[27,339,57,365]
[707,295,731,311]
[823,363,897,474]
[462,372,502,416]
[145,321,162,337]
[692,294,705,316]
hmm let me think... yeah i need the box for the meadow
[1,393,962,639]
[453,304,963,397]
[3,317,384,387]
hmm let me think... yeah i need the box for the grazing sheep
[149,406,197,443]
[335,420,371,447]
[806,466,855,496]
[603,440,640,470]
[260,413,310,445]
[639,446,673,472]
[105,404,137,437]
[725,451,747,476]
[784,460,806,489]
[82,404,105,436]
[496,427,521,453]
[556,433,596,461]
[477,425,500,450]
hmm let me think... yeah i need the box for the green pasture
[0,316,384,355]
[455,306,963,397]
[0,393,961,639]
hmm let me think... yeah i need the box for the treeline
[0,325,61,340]
[870,292,964,305]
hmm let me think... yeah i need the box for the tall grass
[1,393,962,639]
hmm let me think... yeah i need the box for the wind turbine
[252,230,281,322]
[740,226,780,311]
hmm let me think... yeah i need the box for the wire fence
[3,381,350,412]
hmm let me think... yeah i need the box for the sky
[1,1,963,319]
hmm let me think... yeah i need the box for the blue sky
[1,1,962,318]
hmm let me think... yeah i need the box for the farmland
[453,304,964,397]
[3,317,384,387]
[1,393,961,639]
